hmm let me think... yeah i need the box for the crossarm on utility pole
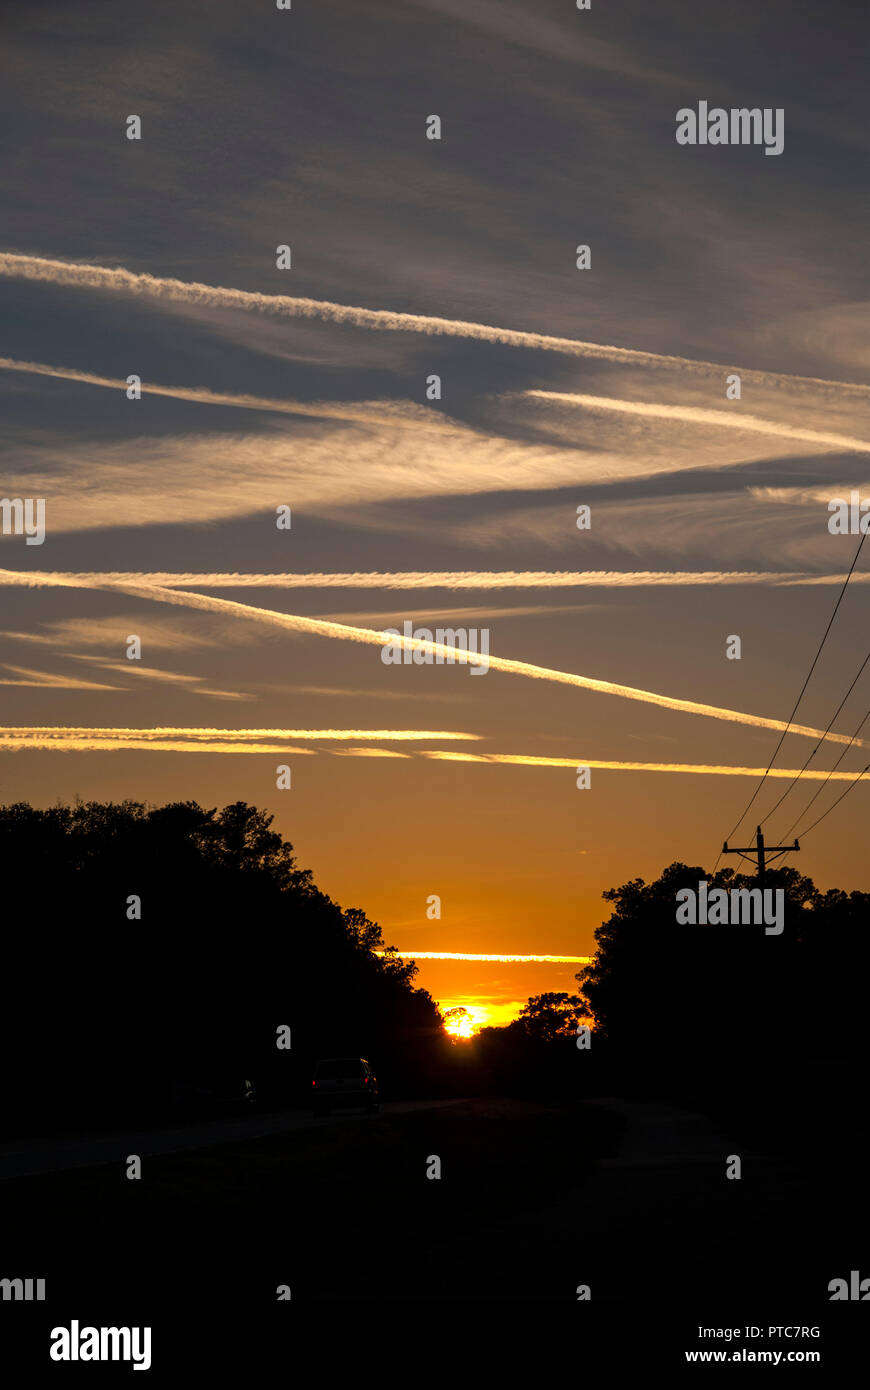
[722,825,799,886]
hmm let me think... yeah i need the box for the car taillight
[312,1080,316,1087]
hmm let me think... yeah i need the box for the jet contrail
[13,571,865,751]
[0,733,316,754]
[3,569,864,748]
[422,751,869,779]
[378,951,593,964]
[1,251,868,393]
[2,727,864,779]
[0,355,445,430]
[526,390,870,455]
[12,355,865,496]
[2,569,865,591]
[0,726,476,745]
[332,746,412,757]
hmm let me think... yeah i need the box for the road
[0,1098,466,1181]
[359,1096,813,1302]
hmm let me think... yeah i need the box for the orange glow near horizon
[439,1000,525,1034]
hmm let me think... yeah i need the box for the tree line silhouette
[2,798,868,1162]
[475,859,869,1163]
[574,860,870,1158]
[0,799,446,1137]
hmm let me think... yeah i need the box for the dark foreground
[1,1095,866,1371]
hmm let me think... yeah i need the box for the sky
[2,0,869,1028]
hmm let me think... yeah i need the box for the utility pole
[722,824,799,886]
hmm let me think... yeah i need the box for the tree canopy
[574,860,870,1094]
[0,799,444,1134]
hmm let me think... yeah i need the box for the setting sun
[440,1003,499,1038]
[444,1013,475,1039]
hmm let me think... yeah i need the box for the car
[311,1057,379,1116]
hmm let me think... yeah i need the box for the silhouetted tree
[574,860,870,1147]
[518,993,587,1042]
[0,800,444,1136]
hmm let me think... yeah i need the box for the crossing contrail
[2,251,868,393]
[2,569,862,750]
[4,355,867,460]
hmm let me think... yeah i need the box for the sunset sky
[2,0,869,1029]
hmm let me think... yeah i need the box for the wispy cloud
[3,380,862,536]
[84,661,254,701]
[0,666,122,691]
[0,618,255,700]
[314,603,599,624]
[0,419,620,530]
[749,485,866,506]
[408,0,681,88]
[91,663,204,685]
[0,614,225,651]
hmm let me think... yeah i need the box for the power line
[759,644,870,830]
[789,760,870,840]
[716,529,867,865]
[780,700,870,842]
